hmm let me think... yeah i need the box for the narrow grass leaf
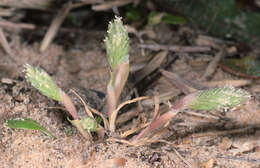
[6,118,56,138]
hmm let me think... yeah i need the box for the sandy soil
[0,22,260,168]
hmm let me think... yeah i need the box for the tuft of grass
[104,16,130,132]
[21,16,254,145]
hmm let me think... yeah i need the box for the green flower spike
[189,86,251,111]
[105,16,129,71]
[104,16,130,132]
[134,86,251,141]
[24,64,62,102]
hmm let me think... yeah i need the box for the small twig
[0,7,15,17]
[0,20,105,36]
[92,0,134,11]
[191,126,254,138]
[115,88,143,126]
[0,20,36,30]
[109,132,171,146]
[133,55,178,92]
[40,0,101,52]
[40,2,72,52]
[120,123,149,138]
[89,106,109,130]
[139,43,211,53]
[151,94,160,121]
[161,69,206,94]
[107,138,136,146]
[185,111,220,120]
[0,0,53,10]
[0,28,13,57]
[116,108,140,126]
[46,106,66,111]
[70,89,94,117]
[115,97,149,116]
[109,96,149,132]
[218,63,260,79]
[0,0,102,10]
[134,88,143,111]
[216,154,260,163]
[195,35,220,48]
[141,90,181,107]
[161,70,191,94]
[130,62,146,73]
[173,148,192,168]
[201,79,251,88]
[134,50,168,84]
[70,89,107,138]
[40,0,102,52]
[131,127,170,146]
[71,0,104,8]
[202,50,224,79]
[195,35,235,45]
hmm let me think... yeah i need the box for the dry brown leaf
[141,90,180,107]
[134,50,168,83]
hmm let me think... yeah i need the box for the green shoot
[24,64,94,140]
[134,86,251,141]
[105,16,130,132]
[25,64,79,120]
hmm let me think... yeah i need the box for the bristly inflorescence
[24,64,62,102]
[104,16,129,70]
[188,86,251,111]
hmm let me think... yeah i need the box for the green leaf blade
[162,13,187,25]
[6,118,55,138]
